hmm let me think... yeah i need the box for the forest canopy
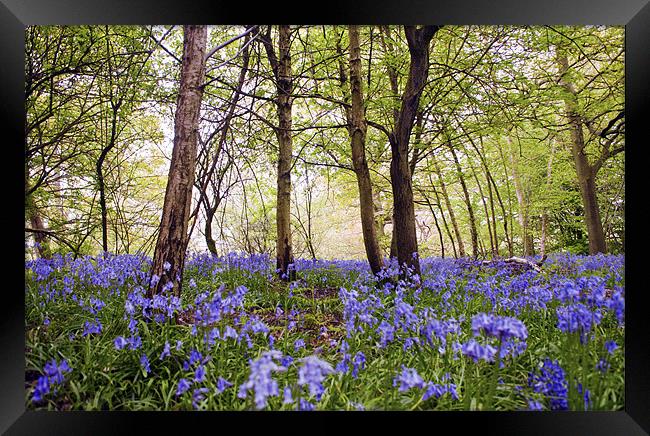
[25,25,624,265]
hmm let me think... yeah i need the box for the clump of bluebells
[527,359,569,410]
[31,359,72,404]
[25,252,624,411]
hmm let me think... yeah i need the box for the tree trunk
[497,142,515,256]
[97,103,120,254]
[25,192,51,258]
[469,151,494,257]
[262,25,296,280]
[448,142,479,258]
[347,25,384,275]
[148,25,207,298]
[540,140,555,257]
[389,26,439,276]
[433,156,464,257]
[507,135,533,257]
[429,173,457,258]
[201,33,250,257]
[556,49,607,254]
[422,192,445,258]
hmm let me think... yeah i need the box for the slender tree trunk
[497,142,515,256]
[25,191,51,258]
[464,134,503,256]
[97,103,120,254]
[556,49,607,254]
[486,167,499,257]
[372,190,385,238]
[429,172,457,258]
[262,25,296,280]
[448,142,479,258]
[201,34,250,256]
[148,25,207,298]
[389,26,439,276]
[205,204,219,256]
[422,192,445,258]
[433,156,464,257]
[540,140,555,257]
[507,135,533,257]
[346,25,384,275]
[469,152,494,257]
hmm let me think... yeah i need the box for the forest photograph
[24,24,625,411]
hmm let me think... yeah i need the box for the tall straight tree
[389,25,440,276]
[555,45,622,254]
[147,25,208,298]
[261,25,295,280]
[345,26,384,275]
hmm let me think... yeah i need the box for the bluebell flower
[176,378,191,397]
[128,335,142,350]
[43,358,71,385]
[192,387,209,409]
[140,354,150,375]
[160,341,171,360]
[194,365,206,383]
[223,326,238,339]
[32,376,50,403]
[596,359,610,373]
[471,313,528,341]
[351,351,366,378]
[556,303,602,336]
[238,350,286,409]
[294,338,305,352]
[393,366,425,392]
[528,399,544,411]
[461,339,496,363]
[528,359,568,411]
[604,340,618,355]
[189,349,203,366]
[297,355,334,400]
[283,386,294,404]
[216,377,233,393]
[423,382,446,400]
[82,319,102,337]
[114,336,128,350]
[378,320,395,348]
[298,399,315,411]
[128,318,138,333]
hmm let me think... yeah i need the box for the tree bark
[25,191,51,258]
[448,141,479,258]
[428,172,457,258]
[540,140,555,257]
[468,149,494,257]
[262,25,296,280]
[201,31,251,256]
[507,135,534,257]
[346,25,384,275]
[148,25,207,298]
[433,156,464,257]
[556,49,607,254]
[97,102,120,254]
[388,25,439,276]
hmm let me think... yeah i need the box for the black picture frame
[3,0,648,434]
